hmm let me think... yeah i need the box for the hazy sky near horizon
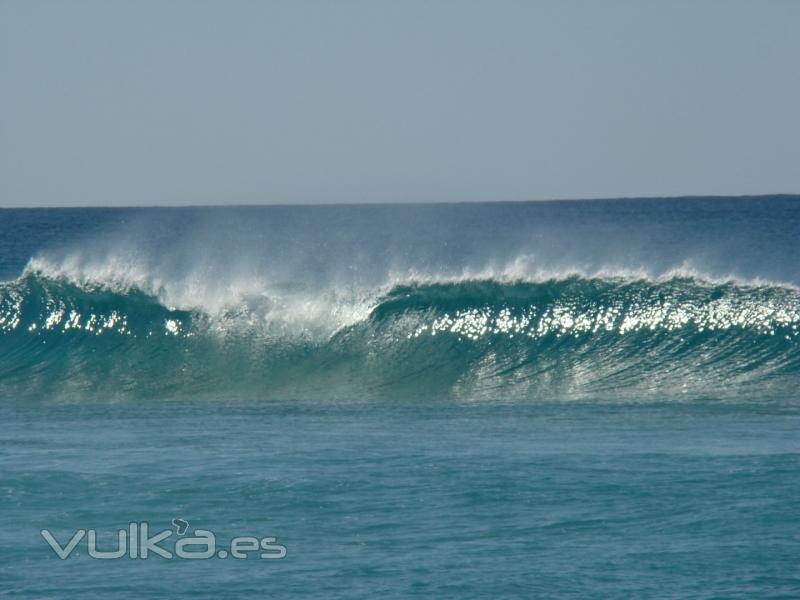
[1,1,798,207]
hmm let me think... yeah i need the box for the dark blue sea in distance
[1,196,799,598]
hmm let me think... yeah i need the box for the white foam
[19,251,799,342]
[23,254,378,338]
[384,256,798,290]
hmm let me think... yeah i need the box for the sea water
[1,197,799,597]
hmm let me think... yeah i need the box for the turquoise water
[2,400,799,598]
[1,197,799,597]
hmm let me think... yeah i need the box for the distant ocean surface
[1,197,799,598]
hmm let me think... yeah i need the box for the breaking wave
[2,264,799,402]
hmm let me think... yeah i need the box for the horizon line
[1,192,798,210]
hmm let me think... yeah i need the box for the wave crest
[2,269,799,401]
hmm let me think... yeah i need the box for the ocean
[1,197,799,597]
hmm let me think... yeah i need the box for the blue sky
[1,0,797,206]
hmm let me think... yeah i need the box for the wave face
[1,198,799,401]
[2,271,799,401]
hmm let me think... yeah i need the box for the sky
[0,0,798,207]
